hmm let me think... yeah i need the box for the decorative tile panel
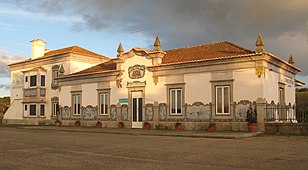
[121,104,128,121]
[61,106,71,118]
[145,104,153,121]
[185,102,211,120]
[110,105,117,120]
[83,105,97,119]
[159,103,167,121]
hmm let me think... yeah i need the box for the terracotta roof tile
[162,41,254,64]
[9,45,109,66]
[44,46,109,59]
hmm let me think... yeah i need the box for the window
[25,76,28,82]
[52,102,59,116]
[40,104,45,116]
[29,104,36,116]
[73,94,81,115]
[41,75,45,87]
[216,86,230,115]
[24,105,27,111]
[30,75,37,87]
[99,92,109,115]
[278,83,285,105]
[169,88,182,115]
[52,71,59,84]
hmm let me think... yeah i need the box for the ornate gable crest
[128,64,145,79]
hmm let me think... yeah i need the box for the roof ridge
[223,41,255,53]
[70,45,109,58]
[165,41,227,51]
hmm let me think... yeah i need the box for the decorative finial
[255,34,265,53]
[153,36,162,51]
[117,43,124,57]
[288,54,295,65]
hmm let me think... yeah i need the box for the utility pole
[131,30,142,48]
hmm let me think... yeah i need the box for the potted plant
[208,122,216,132]
[117,122,124,128]
[246,105,257,132]
[55,119,61,127]
[175,122,182,130]
[143,122,151,129]
[96,121,102,128]
[74,120,81,127]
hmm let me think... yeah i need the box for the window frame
[215,85,230,115]
[29,104,37,117]
[40,104,45,117]
[52,71,59,84]
[41,75,45,87]
[52,102,59,116]
[29,75,37,87]
[169,88,182,115]
[99,92,109,115]
[166,83,185,116]
[72,94,81,115]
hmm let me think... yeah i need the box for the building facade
[3,39,109,124]
[3,35,303,131]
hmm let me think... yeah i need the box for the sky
[0,0,308,97]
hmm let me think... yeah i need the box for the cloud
[0,84,10,90]
[2,0,308,76]
[0,49,26,77]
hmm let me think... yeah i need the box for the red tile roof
[44,46,109,59]
[8,45,109,66]
[63,41,301,78]
[162,41,254,64]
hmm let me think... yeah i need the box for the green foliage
[296,91,308,105]
[0,96,10,113]
[296,88,308,92]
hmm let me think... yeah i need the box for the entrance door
[131,91,143,128]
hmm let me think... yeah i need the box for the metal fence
[265,104,308,123]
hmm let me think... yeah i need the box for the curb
[14,126,263,139]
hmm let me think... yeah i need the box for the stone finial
[59,64,65,76]
[288,54,295,65]
[153,36,162,51]
[117,43,124,57]
[255,34,265,53]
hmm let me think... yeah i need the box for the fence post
[256,98,266,132]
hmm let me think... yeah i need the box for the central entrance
[131,91,143,128]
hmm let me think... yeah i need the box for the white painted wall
[69,61,94,74]
[233,68,263,102]
[263,69,279,103]
[59,86,71,106]
[185,73,211,104]
[110,81,127,105]
[145,76,166,103]
[82,83,97,106]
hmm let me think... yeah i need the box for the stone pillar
[153,101,159,127]
[116,103,122,121]
[256,98,266,132]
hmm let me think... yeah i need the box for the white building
[3,39,108,125]
[4,35,303,131]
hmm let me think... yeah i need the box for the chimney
[30,39,47,59]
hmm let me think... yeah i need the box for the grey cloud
[0,49,25,77]
[0,61,10,77]
[0,84,10,90]
[4,0,308,76]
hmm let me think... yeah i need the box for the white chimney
[30,39,47,59]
